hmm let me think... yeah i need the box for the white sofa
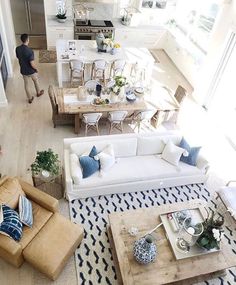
[64,132,209,200]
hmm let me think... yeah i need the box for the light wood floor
[0,49,229,285]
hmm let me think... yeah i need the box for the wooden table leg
[74,114,80,134]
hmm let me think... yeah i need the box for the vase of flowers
[56,2,67,23]
[110,75,127,102]
[103,38,114,52]
[197,208,224,250]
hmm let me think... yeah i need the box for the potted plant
[197,208,224,250]
[31,149,60,179]
[56,2,67,23]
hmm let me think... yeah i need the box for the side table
[32,174,64,200]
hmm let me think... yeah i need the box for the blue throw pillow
[0,205,23,241]
[179,138,201,166]
[79,146,100,178]
[19,195,33,228]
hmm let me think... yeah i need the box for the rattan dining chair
[69,59,85,87]
[108,111,128,134]
[82,113,102,136]
[48,85,75,128]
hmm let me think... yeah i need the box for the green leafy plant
[31,149,60,176]
[111,75,127,95]
[197,208,224,250]
[56,2,67,19]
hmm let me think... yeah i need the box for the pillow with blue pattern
[179,138,201,166]
[79,146,100,178]
[0,204,23,241]
[19,195,33,228]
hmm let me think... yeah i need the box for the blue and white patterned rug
[69,184,236,285]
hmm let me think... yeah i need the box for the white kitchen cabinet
[47,27,74,49]
[114,28,166,49]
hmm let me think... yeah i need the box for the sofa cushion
[161,141,187,166]
[70,138,137,158]
[75,155,203,189]
[19,195,33,228]
[19,201,53,249]
[137,136,165,156]
[0,205,23,241]
[0,178,25,209]
[179,138,201,166]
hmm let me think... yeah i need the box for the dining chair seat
[82,113,102,136]
[108,111,128,134]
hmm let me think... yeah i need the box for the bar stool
[82,113,102,136]
[108,111,128,134]
[110,59,126,78]
[69,59,85,87]
[91,59,107,83]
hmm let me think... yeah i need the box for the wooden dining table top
[55,85,180,115]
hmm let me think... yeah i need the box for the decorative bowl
[126,93,136,102]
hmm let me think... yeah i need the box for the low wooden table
[108,200,236,285]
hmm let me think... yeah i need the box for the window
[172,0,220,53]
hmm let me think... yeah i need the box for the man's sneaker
[37,90,44,97]
[28,96,34,104]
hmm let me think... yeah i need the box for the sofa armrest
[196,154,209,174]
[64,149,73,200]
[18,179,59,213]
[0,235,23,267]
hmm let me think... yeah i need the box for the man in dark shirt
[16,34,44,103]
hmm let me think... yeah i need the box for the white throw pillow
[97,144,116,172]
[70,153,83,184]
[161,141,187,166]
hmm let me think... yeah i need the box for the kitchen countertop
[47,15,74,28]
[112,18,165,31]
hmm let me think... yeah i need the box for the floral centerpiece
[111,75,127,95]
[197,208,224,250]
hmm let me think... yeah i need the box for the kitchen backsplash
[83,2,114,20]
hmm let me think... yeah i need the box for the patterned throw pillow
[79,146,100,178]
[19,195,33,228]
[0,204,23,241]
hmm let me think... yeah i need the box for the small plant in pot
[56,2,67,23]
[31,149,60,179]
[197,208,224,250]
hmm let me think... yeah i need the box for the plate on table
[92,98,110,106]
[126,93,136,102]
[134,87,144,94]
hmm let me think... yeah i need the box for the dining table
[54,84,180,134]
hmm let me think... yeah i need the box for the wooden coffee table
[108,200,236,285]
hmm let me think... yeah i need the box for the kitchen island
[56,39,155,87]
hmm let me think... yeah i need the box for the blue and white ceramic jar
[133,234,157,264]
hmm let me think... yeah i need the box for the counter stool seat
[23,213,83,280]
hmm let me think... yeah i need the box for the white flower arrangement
[212,228,221,242]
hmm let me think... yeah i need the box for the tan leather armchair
[0,176,83,280]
